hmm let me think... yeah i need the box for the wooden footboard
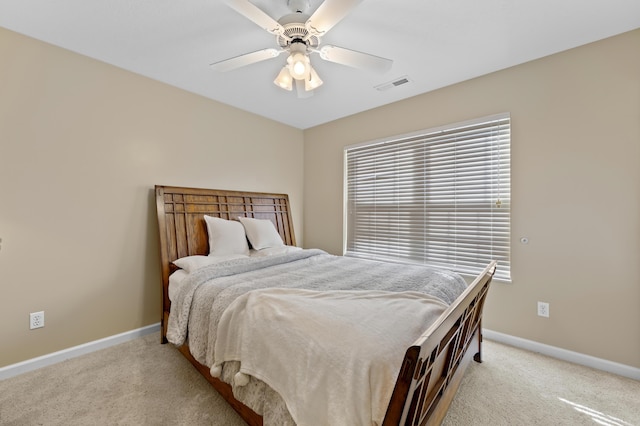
[383,261,496,426]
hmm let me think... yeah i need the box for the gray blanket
[168,249,466,349]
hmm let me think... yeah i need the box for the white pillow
[238,217,285,250]
[204,216,250,256]
[172,254,248,273]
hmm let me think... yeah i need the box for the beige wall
[303,29,640,368]
[2,24,639,372]
[0,28,304,367]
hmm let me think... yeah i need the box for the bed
[155,185,496,426]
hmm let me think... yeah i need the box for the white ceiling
[1,0,639,129]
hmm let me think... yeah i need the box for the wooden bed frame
[155,185,496,426]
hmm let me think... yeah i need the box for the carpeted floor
[0,333,638,425]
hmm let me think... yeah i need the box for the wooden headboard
[155,185,296,341]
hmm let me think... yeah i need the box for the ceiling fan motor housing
[277,14,319,51]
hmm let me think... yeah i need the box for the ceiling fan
[211,0,393,98]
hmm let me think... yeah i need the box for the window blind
[344,114,511,281]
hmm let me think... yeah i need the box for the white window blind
[344,114,511,281]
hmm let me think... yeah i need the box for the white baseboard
[0,323,161,381]
[3,325,637,382]
[483,329,640,381]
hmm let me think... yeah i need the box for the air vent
[375,76,412,91]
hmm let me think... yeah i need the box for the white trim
[4,325,637,382]
[0,323,161,381]
[484,329,640,381]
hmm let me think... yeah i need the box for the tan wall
[2,24,639,371]
[303,29,640,368]
[0,28,304,367]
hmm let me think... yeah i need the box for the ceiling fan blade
[210,48,282,72]
[225,0,284,35]
[306,0,364,36]
[318,45,392,73]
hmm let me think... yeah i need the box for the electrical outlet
[537,302,549,318]
[30,311,45,329]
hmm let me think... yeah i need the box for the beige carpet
[1,333,638,425]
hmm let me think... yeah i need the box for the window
[344,114,511,281]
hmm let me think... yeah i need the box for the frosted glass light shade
[288,52,310,80]
[274,67,293,90]
[305,66,323,90]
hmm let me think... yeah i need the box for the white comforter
[167,249,467,425]
[213,288,446,426]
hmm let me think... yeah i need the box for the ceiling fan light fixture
[274,66,293,91]
[305,66,323,91]
[288,52,310,80]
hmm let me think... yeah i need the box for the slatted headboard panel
[155,185,296,341]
